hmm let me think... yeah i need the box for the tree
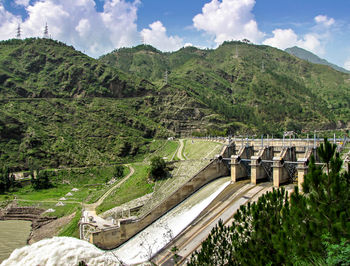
[0,166,17,193]
[301,138,350,245]
[31,170,53,190]
[148,156,167,181]
[113,165,124,179]
[189,138,350,265]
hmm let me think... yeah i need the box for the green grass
[17,200,80,218]
[96,163,154,214]
[0,165,129,217]
[182,139,187,159]
[183,139,223,160]
[143,140,179,162]
[58,208,81,238]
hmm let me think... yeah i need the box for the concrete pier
[251,146,273,184]
[231,145,253,182]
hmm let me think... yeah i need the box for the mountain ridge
[0,38,349,170]
[285,46,350,74]
[101,41,350,132]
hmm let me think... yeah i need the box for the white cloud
[0,0,141,57]
[75,19,90,37]
[300,33,323,54]
[263,14,335,56]
[141,21,183,52]
[314,15,335,27]
[263,28,324,55]
[15,0,30,7]
[193,0,265,45]
[344,59,350,71]
[184,43,193,47]
[263,29,298,50]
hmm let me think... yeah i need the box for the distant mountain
[285,46,350,74]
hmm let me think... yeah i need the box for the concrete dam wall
[90,144,232,249]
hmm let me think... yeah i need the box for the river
[0,220,32,263]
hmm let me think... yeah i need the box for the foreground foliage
[189,139,350,265]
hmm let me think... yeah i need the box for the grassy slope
[143,140,179,162]
[0,166,126,204]
[96,163,153,213]
[183,139,223,160]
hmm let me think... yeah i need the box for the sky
[0,0,350,70]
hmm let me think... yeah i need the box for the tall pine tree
[189,139,350,265]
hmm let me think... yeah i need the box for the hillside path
[84,165,134,213]
[177,139,186,160]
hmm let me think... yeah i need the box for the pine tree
[189,138,350,265]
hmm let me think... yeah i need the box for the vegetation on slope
[0,98,170,170]
[102,41,350,133]
[1,38,349,171]
[0,38,154,98]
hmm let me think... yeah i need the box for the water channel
[2,176,231,265]
[0,220,32,263]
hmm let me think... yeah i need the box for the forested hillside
[101,41,350,132]
[0,38,349,170]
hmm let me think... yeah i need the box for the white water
[1,177,230,266]
[113,177,230,264]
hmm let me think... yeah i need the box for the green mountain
[101,41,350,132]
[0,38,154,98]
[0,38,228,170]
[285,46,350,74]
[0,38,349,170]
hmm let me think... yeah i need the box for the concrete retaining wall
[91,145,232,249]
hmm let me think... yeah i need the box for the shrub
[148,156,167,181]
[31,170,53,190]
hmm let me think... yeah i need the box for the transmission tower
[43,22,49,38]
[16,24,21,39]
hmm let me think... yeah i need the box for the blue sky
[0,0,350,69]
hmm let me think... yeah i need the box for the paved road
[152,181,274,265]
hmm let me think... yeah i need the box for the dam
[80,136,347,252]
[3,136,348,265]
